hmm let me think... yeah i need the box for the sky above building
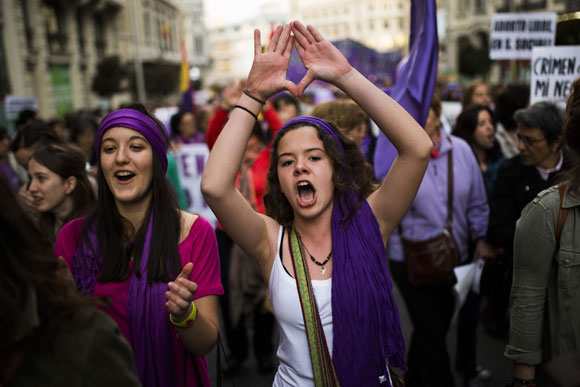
[204,0,289,28]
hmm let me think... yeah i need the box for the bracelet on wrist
[243,89,266,105]
[169,301,198,328]
[233,105,258,121]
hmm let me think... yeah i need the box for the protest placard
[489,13,556,60]
[4,95,38,120]
[172,143,217,228]
[530,46,580,105]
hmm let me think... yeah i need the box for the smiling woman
[53,103,223,387]
[27,143,96,241]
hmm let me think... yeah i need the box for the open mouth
[115,171,136,182]
[297,181,316,206]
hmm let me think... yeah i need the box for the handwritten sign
[530,46,580,105]
[172,143,217,227]
[489,13,556,60]
[4,95,38,120]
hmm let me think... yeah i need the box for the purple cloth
[374,0,439,180]
[71,213,178,387]
[0,160,21,192]
[278,116,406,386]
[286,41,402,88]
[389,135,489,263]
[96,109,168,172]
[174,132,205,145]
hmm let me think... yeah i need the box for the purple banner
[286,39,402,88]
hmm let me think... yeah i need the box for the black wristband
[233,105,258,121]
[243,89,266,105]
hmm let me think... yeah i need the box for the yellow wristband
[169,301,197,328]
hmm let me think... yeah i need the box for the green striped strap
[289,226,339,387]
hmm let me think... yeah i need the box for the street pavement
[208,282,512,386]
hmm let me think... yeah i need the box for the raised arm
[291,21,432,241]
[201,25,296,274]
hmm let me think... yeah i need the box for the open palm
[246,25,298,99]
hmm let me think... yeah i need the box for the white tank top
[269,226,333,387]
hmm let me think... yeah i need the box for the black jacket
[487,153,572,255]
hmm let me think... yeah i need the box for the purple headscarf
[277,116,406,386]
[95,108,168,172]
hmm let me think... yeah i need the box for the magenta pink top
[54,216,223,387]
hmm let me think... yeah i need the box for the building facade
[289,0,410,53]
[1,0,189,123]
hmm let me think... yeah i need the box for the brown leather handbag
[400,140,460,286]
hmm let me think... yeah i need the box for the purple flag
[373,0,439,180]
[286,40,402,88]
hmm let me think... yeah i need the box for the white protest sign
[172,143,217,228]
[489,13,556,60]
[4,95,38,120]
[530,46,580,105]
[154,106,179,135]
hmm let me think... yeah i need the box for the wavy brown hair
[0,176,93,343]
[310,100,368,137]
[564,77,580,194]
[264,121,377,228]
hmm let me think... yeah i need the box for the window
[94,14,106,57]
[144,12,151,42]
[43,1,67,54]
[195,36,203,57]
[76,10,85,54]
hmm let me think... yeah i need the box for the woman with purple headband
[54,103,223,387]
[202,22,432,386]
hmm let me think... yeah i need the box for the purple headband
[278,116,344,155]
[95,109,168,172]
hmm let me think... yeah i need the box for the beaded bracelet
[234,105,258,121]
[169,301,198,328]
[243,89,266,105]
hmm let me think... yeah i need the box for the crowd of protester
[1,19,580,387]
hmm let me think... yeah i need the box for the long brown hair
[264,121,377,227]
[564,78,580,194]
[0,176,92,342]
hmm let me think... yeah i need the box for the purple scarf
[71,215,178,387]
[277,116,406,386]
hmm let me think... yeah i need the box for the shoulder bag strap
[289,227,339,387]
[446,137,454,232]
[556,183,569,249]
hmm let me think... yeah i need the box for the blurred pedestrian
[486,101,573,338]
[0,126,24,192]
[462,79,492,109]
[505,77,580,387]
[494,85,529,158]
[54,103,223,387]
[389,95,495,387]
[171,110,204,146]
[454,104,505,199]
[27,143,96,242]
[0,175,141,387]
